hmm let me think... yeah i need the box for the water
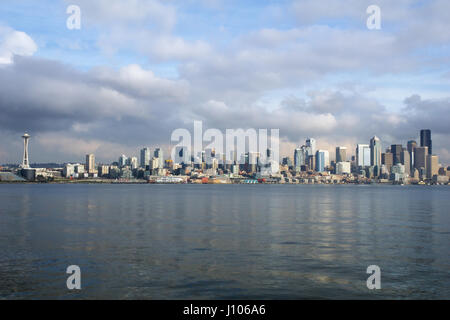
[0,184,449,300]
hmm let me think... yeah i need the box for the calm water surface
[0,184,449,299]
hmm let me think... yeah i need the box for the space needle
[21,133,31,169]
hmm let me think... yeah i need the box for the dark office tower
[420,129,432,155]
[391,145,403,165]
[382,152,394,173]
[414,146,428,171]
[307,155,316,171]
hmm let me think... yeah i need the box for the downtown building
[85,154,97,175]
[336,147,347,163]
[427,154,439,179]
[140,147,151,168]
[420,129,432,155]
[356,144,371,168]
[414,146,428,179]
[294,147,306,172]
[370,136,382,176]
[315,150,330,173]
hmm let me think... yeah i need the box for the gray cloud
[0,56,188,163]
[1,0,450,165]
[1,54,450,165]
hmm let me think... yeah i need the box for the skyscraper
[307,155,316,171]
[414,146,428,171]
[370,137,382,168]
[336,147,347,163]
[154,148,164,169]
[150,157,160,170]
[306,138,316,157]
[401,149,411,175]
[356,144,370,167]
[420,129,432,155]
[315,150,329,172]
[294,148,302,171]
[407,140,417,172]
[86,154,96,174]
[391,144,403,165]
[140,148,151,168]
[294,146,307,171]
[426,154,439,179]
[382,152,394,173]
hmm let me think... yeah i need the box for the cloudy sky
[1,0,450,164]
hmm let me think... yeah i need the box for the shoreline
[0,180,447,186]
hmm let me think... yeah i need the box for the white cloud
[0,26,37,64]
[92,64,189,100]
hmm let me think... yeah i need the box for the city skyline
[4,128,446,169]
[3,127,447,185]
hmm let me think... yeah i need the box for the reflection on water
[0,184,449,299]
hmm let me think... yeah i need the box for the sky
[1,0,450,165]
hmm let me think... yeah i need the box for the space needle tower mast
[21,133,31,169]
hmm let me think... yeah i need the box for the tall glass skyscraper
[407,140,417,172]
[294,146,307,171]
[370,136,382,168]
[294,148,302,171]
[306,138,316,157]
[140,147,151,168]
[420,129,432,155]
[315,150,329,172]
